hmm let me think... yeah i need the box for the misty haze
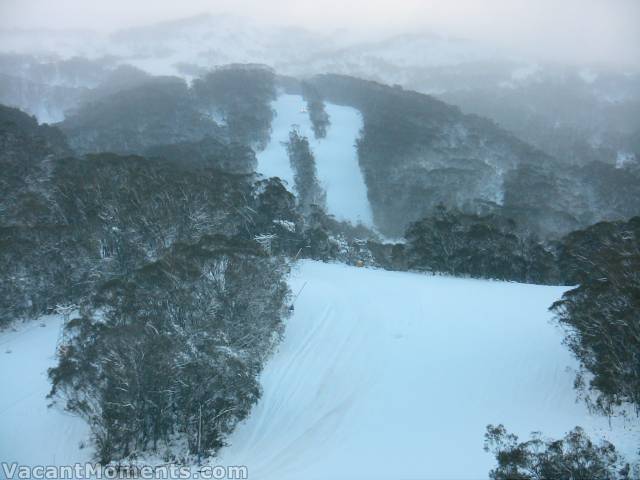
[0,1,639,479]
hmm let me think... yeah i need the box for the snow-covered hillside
[0,316,90,466]
[216,261,636,479]
[258,94,373,226]
[3,261,635,478]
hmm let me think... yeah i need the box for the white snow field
[0,316,91,467]
[217,261,637,479]
[257,94,373,227]
[1,261,637,479]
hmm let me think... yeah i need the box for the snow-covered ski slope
[0,316,90,467]
[1,261,637,478]
[218,261,637,479]
[257,94,373,227]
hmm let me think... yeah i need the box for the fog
[1,0,639,68]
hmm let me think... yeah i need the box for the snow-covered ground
[257,94,373,227]
[1,262,637,479]
[218,261,638,479]
[0,316,91,467]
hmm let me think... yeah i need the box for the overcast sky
[1,0,639,68]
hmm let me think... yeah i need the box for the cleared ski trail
[257,94,373,227]
[1,262,637,479]
[218,260,637,479]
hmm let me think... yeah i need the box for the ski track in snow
[0,316,91,468]
[257,94,373,227]
[217,261,638,479]
[1,262,638,479]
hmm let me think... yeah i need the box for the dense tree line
[503,161,640,238]
[484,424,633,480]
[403,206,558,284]
[192,64,276,149]
[0,106,81,320]
[49,236,289,462]
[57,65,277,161]
[0,105,70,228]
[301,82,330,139]
[0,150,299,325]
[0,149,271,324]
[60,76,222,155]
[551,217,640,415]
[145,136,257,174]
[286,129,326,217]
